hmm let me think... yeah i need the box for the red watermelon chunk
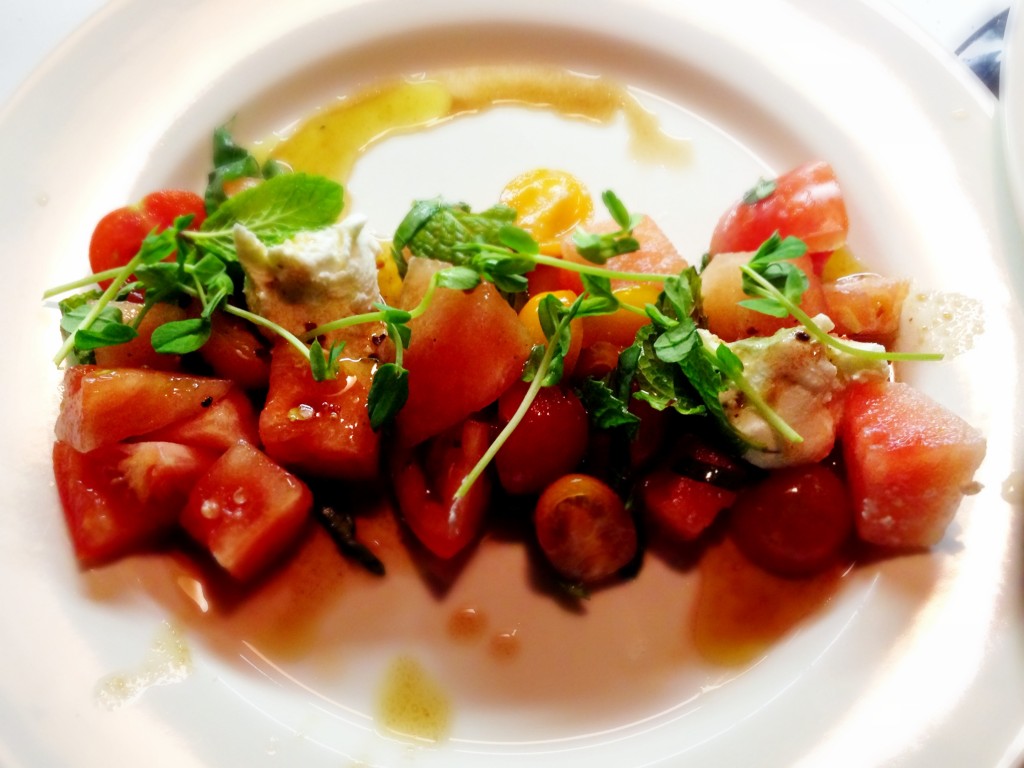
[55,366,233,453]
[395,257,533,447]
[841,380,986,548]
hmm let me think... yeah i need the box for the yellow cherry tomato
[518,290,582,377]
[581,283,662,350]
[500,169,593,253]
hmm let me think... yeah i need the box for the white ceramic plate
[3,0,1024,766]
[1002,3,1024,231]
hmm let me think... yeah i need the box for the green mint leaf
[652,317,700,363]
[391,198,516,274]
[498,224,540,255]
[576,377,641,435]
[205,125,276,212]
[742,177,777,205]
[367,362,409,430]
[194,173,344,261]
[150,318,211,355]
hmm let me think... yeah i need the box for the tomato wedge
[391,418,493,559]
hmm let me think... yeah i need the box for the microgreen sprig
[739,232,943,362]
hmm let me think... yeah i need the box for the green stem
[224,304,313,363]
[530,253,675,285]
[739,265,943,362]
[52,252,145,366]
[301,272,441,341]
[454,309,572,499]
[42,267,125,299]
[700,342,802,445]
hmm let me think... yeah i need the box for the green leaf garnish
[188,173,344,261]
[367,362,410,431]
[150,318,212,355]
[742,177,777,205]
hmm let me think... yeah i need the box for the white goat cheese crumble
[234,214,382,340]
[702,315,890,469]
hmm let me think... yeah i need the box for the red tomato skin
[136,387,260,453]
[534,474,637,583]
[391,418,494,559]
[709,161,849,256]
[138,190,206,230]
[179,442,312,582]
[52,440,217,563]
[729,464,853,577]
[495,381,589,495]
[640,470,737,541]
[88,190,206,280]
[259,343,380,480]
[396,258,533,447]
[55,366,234,453]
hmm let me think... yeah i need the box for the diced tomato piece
[395,258,533,447]
[391,418,494,559]
[52,440,217,563]
[640,469,737,541]
[55,366,233,453]
[92,302,188,371]
[823,273,909,344]
[700,251,828,341]
[841,380,986,548]
[534,474,638,583]
[137,388,259,453]
[259,343,380,480]
[709,161,849,256]
[180,443,312,582]
[729,464,853,576]
[495,381,589,495]
[194,308,272,391]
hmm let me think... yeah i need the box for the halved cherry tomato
[580,283,662,351]
[517,290,582,377]
[534,474,637,583]
[495,380,589,495]
[499,168,593,251]
[729,464,853,577]
[89,190,206,284]
[709,161,849,256]
[391,418,494,559]
[53,440,217,563]
[180,442,312,582]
